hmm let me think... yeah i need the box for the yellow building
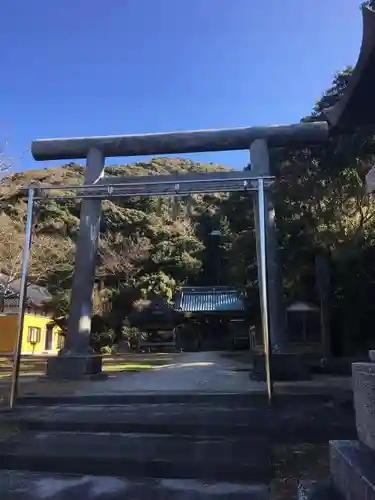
[0,276,64,355]
[0,312,63,355]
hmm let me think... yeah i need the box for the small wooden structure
[127,297,182,352]
[286,301,321,351]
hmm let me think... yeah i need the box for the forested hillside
[0,159,235,347]
[2,62,375,353]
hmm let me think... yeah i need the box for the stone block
[250,353,311,381]
[330,440,375,500]
[46,354,102,380]
[352,362,375,450]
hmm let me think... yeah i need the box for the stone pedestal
[250,352,311,381]
[352,362,375,449]
[299,355,375,499]
[46,354,103,380]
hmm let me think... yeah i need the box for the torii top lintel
[32,122,329,161]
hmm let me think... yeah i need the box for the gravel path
[76,351,266,395]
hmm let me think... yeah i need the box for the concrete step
[0,431,272,484]
[0,470,271,499]
[7,401,356,442]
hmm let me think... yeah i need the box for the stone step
[0,470,271,499]
[0,431,272,484]
[9,402,356,442]
[15,391,352,407]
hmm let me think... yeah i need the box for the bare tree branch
[97,234,149,286]
[0,213,24,291]
[0,211,75,297]
[29,234,75,284]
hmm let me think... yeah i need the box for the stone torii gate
[10,5,375,407]
[29,123,327,381]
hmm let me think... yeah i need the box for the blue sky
[1,0,364,172]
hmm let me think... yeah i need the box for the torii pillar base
[46,354,103,380]
[250,352,311,382]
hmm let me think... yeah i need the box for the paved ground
[76,351,266,395]
[6,351,351,402]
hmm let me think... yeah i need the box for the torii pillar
[251,139,311,381]
[47,148,105,379]
[251,139,288,353]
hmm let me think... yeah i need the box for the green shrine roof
[174,286,244,313]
